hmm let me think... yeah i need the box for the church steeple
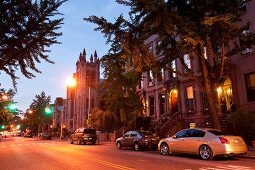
[83,48,86,61]
[79,52,83,61]
[94,50,98,62]
[90,54,93,63]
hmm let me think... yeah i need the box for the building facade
[65,49,100,132]
[52,97,66,130]
[138,1,255,134]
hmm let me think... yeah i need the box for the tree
[0,88,16,123]
[26,91,52,133]
[89,108,120,132]
[85,0,255,129]
[0,0,66,89]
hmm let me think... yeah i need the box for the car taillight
[219,137,230,144]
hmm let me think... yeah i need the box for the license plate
[233,139,239,144]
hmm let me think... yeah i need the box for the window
[148,42,153,52]
[139,77,144,89]
[170,60,176,78]
[245,72,255,102]
[157,68,164,82]
[184,54,191,71]
[201,93,209,111]
[130,133,137,137]
[159,93,166,115]
[148,70,154,86]
[239,0,247,12]
[175,130,188,138]
[188,129,205,137]
[186,86,194,112]
[204,47,207,60]
[240,29,253,55]
[156,40,163,55]
[149,96,155,116]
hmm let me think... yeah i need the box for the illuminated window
[186,86,194,112]
[245,72,255,102]
[170,60,176,78]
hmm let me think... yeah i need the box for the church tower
[66,48,100,131]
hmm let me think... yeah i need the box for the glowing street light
[67,78,76,87]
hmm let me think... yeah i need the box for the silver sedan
[158,128,248,160]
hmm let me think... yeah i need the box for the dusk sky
[0,0,129,112]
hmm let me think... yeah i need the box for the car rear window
[83,129,96,134]
[207,130,231,136]
[140,131,154,137]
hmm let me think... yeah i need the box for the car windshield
[83,129,96,134]
[207,130,232,136]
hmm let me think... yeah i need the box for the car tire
[70,138,74,144]
[116,141,122,149]
[134,142,139,151]
[199,145,213,160]
[160,143,170,156]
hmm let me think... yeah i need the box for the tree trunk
[199,41,221,129]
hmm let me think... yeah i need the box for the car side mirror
[172,135,177,139]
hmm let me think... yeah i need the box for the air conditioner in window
[241,48,252,55]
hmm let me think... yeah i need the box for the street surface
[0,137,255,170]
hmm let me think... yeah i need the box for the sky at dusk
[0,0,130,112]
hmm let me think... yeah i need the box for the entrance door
[169,89,178,113]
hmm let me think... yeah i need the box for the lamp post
[63,77,76,139]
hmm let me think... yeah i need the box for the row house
[138,1,255,134]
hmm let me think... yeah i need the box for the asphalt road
[0,137,255,170]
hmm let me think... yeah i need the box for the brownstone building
[138,1,255,135]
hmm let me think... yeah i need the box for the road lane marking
[10,145,14,147]
[199,165,253,170]
[87,158,135,170]
[3,146,6,147]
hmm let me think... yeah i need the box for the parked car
[69,128,97,145]
[40,132,52,140]
[116,130,159,151]
[158,128,248,160]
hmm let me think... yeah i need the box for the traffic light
[6,102,17,112]
[44,107,53,115]
[1,125,5,129]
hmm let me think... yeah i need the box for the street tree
[0,0,66,89]
[0,88,16,123]
[85,0,255,129]
[26,91,52,133]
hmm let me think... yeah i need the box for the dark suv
[116,130,159,151]
[70,128,97,145]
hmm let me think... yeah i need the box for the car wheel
[116,141,122,149]
[70,138,74,144]
[160,143,170,156]
[199,145,213,160]
[134,142,139,151]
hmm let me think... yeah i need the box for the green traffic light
[1,125,5,129]
[45,107,53,115]
[7,102,17,112]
